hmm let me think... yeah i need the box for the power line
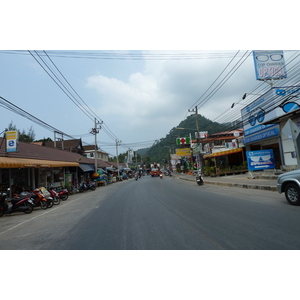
[28,50,124,145]
[0,96,75,139]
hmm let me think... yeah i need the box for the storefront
[0,157,79,196]
[203,148,246,176]
[242,125,282,169]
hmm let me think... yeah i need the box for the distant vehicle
[150,162,162,177]
[277,169,300,205]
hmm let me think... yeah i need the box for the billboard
[241,86,300,135]
[246,149,275,171]
[253,50,287,81]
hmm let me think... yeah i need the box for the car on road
[277,169,300,205]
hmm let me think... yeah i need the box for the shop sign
[176,148,191,156]
[246,149,275,171]
[241,86,300,135]
[6,131,18,153]
[253,50,287,81]
[176,137,190,145]
[242,127,279,144]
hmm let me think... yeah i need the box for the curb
[179,176,277,191]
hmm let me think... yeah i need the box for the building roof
[0,138,95,165]
[83,145,109,155]
[43,139,84,153]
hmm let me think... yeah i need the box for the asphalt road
[0,175,299,250]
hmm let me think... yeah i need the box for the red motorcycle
[0,190,34,217]
[49,187,69,201]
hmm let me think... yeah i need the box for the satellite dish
[233,132,240,137]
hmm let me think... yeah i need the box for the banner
[253,50,287,81]
[246,149,275,171]
[6,131,18,153]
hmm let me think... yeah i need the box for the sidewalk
[177,172,278,191]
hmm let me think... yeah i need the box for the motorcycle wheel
[47,199,54,208]
[40,201,48,210]
[60,194,68,201]
[53,197,61,205]
[91,186,96,191]
[24,203,34,214]
[0,209,4,217]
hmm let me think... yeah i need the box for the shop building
[241,86,300,171]
[0,138,99,196]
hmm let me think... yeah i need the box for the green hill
[138,114,229,165]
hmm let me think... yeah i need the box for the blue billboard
[246,149,275,171]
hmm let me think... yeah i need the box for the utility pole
[188,106,201,174]
[116,139,121,179]
[90,118,102,173]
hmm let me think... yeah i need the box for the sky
[2,1,299,158]
[1,49,299,157]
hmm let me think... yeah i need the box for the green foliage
[8,122,36,143]
[143,114,225,164]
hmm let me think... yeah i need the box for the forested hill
[138,114,232,165]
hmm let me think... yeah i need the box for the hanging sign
[6,131,19,153]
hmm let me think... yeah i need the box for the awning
[0,157,79,168]
[203,147,243,159]
[79,164,95,172]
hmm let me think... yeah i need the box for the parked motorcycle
[39,187,54,208]
[55,188,69,201]
[0,189,34,217]
[48,186,69,203]
[48,188,61,205]
[31,189,48,209]
[78,181,96,192]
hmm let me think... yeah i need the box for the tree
[7,122,36,143]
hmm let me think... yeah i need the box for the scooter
[196,171,204,186]
[30,189,48,209]
[39,187,54,208]
[0,189,34,217]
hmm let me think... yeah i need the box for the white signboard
[253,50,287,81]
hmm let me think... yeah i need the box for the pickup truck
[277,169,300,205]
[150,167,162,177]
